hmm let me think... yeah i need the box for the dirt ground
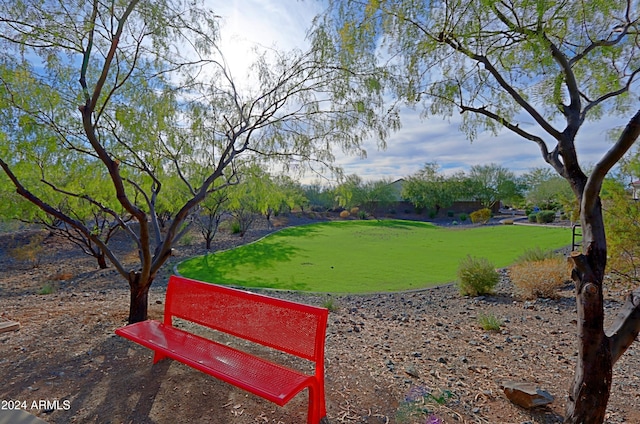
[1,215,639,424]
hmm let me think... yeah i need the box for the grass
[177,219,571,292]
[477,313,503,331]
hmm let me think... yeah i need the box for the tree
[602,167,640,284]
[226,165,304,235]
[316,1,640,422]
[466,163,521,209]
[0,166,126,269]
[192,183,229,251]
[402,162,461,214]
[0,0,390,324]
[523,168,574,211]
[303,182,337,212]
[335,174,396,216]
[359,178,396,216]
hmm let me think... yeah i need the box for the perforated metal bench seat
[115,276,329,424]
[116,320,315,405]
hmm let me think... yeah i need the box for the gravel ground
[1,214,639,424]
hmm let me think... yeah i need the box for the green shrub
[528,213,538,222]
[470,208,492,224]
[514,247,559,264]
[459,213,468,222]
[510,257,569,299]
[358,210,368,220]
[477,313,503,331]
[536,210,556,224]
[38,283,55,295]
[230,220,242,234]
[456,255,500,296]
[322,297,339,312]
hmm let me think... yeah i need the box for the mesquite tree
[314,0,640,422]
[0,0,393,323]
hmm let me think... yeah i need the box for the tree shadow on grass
[369,219,438,230]
[180,239,303,288]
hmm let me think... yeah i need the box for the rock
[405,365,420,378]
[502,381,554,409]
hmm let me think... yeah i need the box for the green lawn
[177,220,571,292]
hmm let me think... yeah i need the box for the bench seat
[117,320,314,405]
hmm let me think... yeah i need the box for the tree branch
[606,287,640,364]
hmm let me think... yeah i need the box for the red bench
[115,276,329,424]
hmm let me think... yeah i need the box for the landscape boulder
[502,381,554,409]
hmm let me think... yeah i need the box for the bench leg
[307,382,328,424]
[153,351,168,364]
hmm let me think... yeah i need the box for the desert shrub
[469,208,492,224]
[178,232,195,246]
[456,255,500,296]
[528,213,538,222]
[514,247,559,264]
[536,210,556,223]
[230,220,242,234]
[477,313,503,331]
[38,283,55,295]
[510,257,570,299]
[9,232,45,268]
[339,210,350,218]
[322,297,339,312]
[459,213,468,222]
[350,207,360,215]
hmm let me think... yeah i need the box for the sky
[212,1,635,183]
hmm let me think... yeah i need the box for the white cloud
[207,1,637,183]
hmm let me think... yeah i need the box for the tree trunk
[127,271,152,324]
[96,252,108,269]
[565,203,612,424]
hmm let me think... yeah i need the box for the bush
[339,210,350,218]
[514,247,559,264]
[38,283,55,295]
[536,210,556,224]
[350,207,360,215]
[9,232,45,268]
[528,213,538,223]
[477,313,503,331]
[322,297,339,312]
[510,257,569,299]
[459,213,468,222]
[358,210,368,220]
[470,208,492,224]
[230,220,242,234]
[456,255,500,296]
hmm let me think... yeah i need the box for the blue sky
[212,1,635,182]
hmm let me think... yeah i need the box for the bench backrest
[164,276,329,363]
